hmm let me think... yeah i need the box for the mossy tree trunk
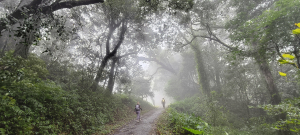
[191,41,210,97]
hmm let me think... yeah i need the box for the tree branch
[44,0,104,13]
[110,21,127,56]
[137,57,177,75]
[148,67,163,79]
[205,24,235,50]
[119,49,141,58]
[106,26,115,55]
[0,0,104,33]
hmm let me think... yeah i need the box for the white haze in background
[144,58,177,108]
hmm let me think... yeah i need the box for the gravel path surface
[113,108,164,135]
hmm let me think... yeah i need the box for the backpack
[135,104,140,111]
[162,99,165,103]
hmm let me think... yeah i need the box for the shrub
[169,93,230,127]
[167,108,210,134]
[0,52,154,134]
[260,97,300,133]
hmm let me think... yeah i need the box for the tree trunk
[106,57,117,93]
[0,40,7,58]
[13,15,42,58]
[191,42,210,96]
[95,55,110,83]
[251,42,281,104]
[212,52,221,92]
[13,44,32,58]
[91,21,127,91]
[256,57,281,105]
[252,43,288,135]
[255,54,280,106]
[94,23,126,83]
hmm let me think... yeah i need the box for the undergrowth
[0,52,154,134]
[155,94,278,135]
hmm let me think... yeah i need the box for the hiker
[135,102,142,122]
[162,98,165,108]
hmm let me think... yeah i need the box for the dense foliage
[157,91,300,134]
[156,107,253,135]
[154,0,300,134]
[1,0,300,134]
[260,97,300,133]
[0,52,154,134]
[156,98,277,135]
[156,108,210,134]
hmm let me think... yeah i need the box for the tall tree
[91,0,145,91]
[226,0,300,133]
[190,40,210,96]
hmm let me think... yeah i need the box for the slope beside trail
[112,108,164,135]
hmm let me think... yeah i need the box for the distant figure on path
[161,98,165,108]
[135,102,142,122]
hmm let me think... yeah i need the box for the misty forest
[0,0,300,134]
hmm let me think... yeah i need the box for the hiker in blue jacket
[135,102,142,122]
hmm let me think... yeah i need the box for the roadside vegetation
[154,0,300,134]
[0,52,154,134]
[155,92,300,135]
[1,0,300,134]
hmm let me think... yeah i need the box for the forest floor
[111,108,165,135]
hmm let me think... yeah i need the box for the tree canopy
[1,0,300,134]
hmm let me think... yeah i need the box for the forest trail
[112,108,164,135]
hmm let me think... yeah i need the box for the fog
[1,0,300,134]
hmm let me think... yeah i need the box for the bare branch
[119,49,140,58]
[148,67,163,79]
[136,57,177,75]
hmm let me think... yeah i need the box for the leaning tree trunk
[252,43,288,135]
[255,54,289,135]
[255,56,281,105]
[252,43,281,105]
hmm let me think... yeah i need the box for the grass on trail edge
[152,108,172,135]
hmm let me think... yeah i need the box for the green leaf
[278,59,288,64]
[278,59,295,65]
[295,23,300,28]
[292,29,300,34]
[0,128,6,135]
[282,54,295,60]
[278,71,286,77]
[290,129,297,132]
[182,127,204,134]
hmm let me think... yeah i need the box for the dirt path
[113,108,164,135]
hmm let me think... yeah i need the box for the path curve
[113,108,164,135]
